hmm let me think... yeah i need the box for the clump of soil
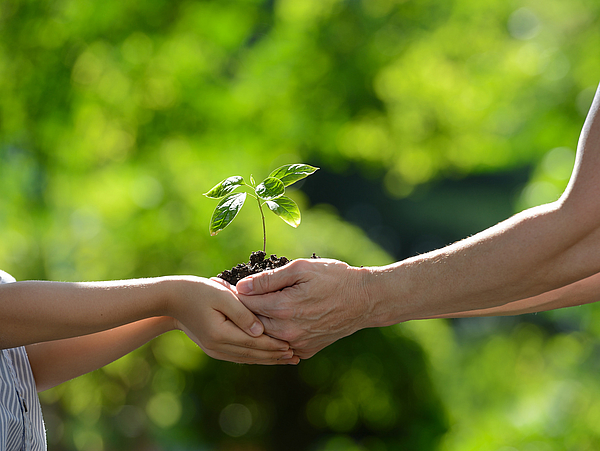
[218,251,319,285]
[217,251,289,286]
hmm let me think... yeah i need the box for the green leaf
[209,192,247,236]
[255,177,285,200]
[203,176,245,199]
[266,196,301,227]
[269,164,319,187]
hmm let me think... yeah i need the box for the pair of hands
[174,258,369,365]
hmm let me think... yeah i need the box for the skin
[426,271,600,319]
[236,83,600,360]
[0,276,299,391]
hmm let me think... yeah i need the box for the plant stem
[256,196,267,253]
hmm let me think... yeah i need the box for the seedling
[204,163,319,252]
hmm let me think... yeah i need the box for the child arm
[1,276,297,389]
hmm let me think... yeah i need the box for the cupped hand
[169,276,299,365]
[234,258,371,359]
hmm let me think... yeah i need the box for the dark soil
[218,250,319,285]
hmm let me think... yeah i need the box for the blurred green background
[1,0,600,449]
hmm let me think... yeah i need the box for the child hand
[168,276,299,365]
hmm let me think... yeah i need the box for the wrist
[359,262,414,327]
[351,265,393,329]
[158,276,210,327]
[151,276,176,318]
[148,315,179,334]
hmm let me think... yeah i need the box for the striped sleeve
[6,348,47,451]
[0,352,22,451]
[0,271,47,451]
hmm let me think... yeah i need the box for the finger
[220,319,291,351]
[255,314,278,336]
[254,314,289,342]
[237,261,304,295]
[210,349,300,365]
[209,344,296,364]
[216,289,265,337]
[210,277,237,293]
[207,322,298,363]
[237,292,285,318]
[293,349,318,359]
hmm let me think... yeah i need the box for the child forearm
[0,278,171,349]
[2,276,298,369]
[26,317,175,391]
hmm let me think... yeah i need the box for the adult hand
[235,259,372,359]
[168,277,299,365]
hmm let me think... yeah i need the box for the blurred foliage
[1,0,600,450]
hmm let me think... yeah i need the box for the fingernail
[237,278,253,294]
[250,322,263,336]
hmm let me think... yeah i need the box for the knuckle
[255,269,274,291]
[238,348,253,359]
[243,338,258,349]
[292,259,310,272]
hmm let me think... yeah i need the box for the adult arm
[366,77,600,323]
[0,276,297,366]
[237,83,600,358]
[426,271,600,318]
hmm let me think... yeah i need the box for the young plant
[204,164,319,252]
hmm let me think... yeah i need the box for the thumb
[237,263,301,295]
[218,291,265,337]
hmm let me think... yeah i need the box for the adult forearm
[235,84,600,359]
[365,200,600,325]
[424,271,600,318]
[363,84,600,325]
[0,278,172,349]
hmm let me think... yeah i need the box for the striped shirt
[0,271,46,451]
